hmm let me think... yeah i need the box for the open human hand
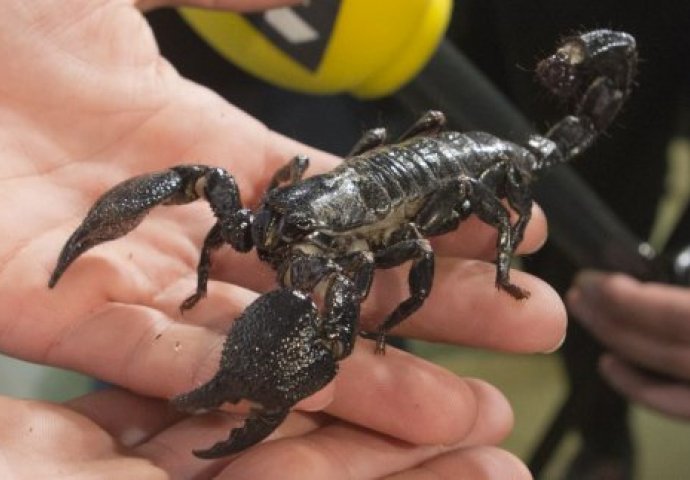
[568,270,690,420]
[0,0,565,477]
[1,386,536,480]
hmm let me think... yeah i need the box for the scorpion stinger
[50,30,638,457]
[529,30,637,171]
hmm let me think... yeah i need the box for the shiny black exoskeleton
[49,30,637,457]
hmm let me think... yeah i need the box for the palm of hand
[0,2,286,394]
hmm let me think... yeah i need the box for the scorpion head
[251,203,317,261]
[251,175,342,260]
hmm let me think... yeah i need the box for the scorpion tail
[193,406,290,459]
[529,30,637,172]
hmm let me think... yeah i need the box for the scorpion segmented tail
[529,30,637,171]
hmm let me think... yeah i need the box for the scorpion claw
[192,406,290,459]
[49,169,195,287]
[172,375,235,414]
[173,288,338,455]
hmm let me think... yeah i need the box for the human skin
[568,270,690,420]
[0,1,565,478]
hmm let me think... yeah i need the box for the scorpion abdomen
[340,131,535,224]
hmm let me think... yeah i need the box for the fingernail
[543,331,567,354]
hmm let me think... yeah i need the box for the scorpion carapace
[49,30,637,457]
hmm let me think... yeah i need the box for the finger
[326,344,513,446]
[0,395,112,454]
[38,301,226,399]
[129,346,511,478]
[215,379,513,479]
[599,354,690,420]
[383,446,532,480]
[133,410,327,478]
[66,388,187,447]
[110,215,561,354]
[133,376,513,478]
[362,257,566,353]
[193,260,564,355]
[430,203,547,259]
[0,395,165,477]
[215,423,441,480]
[205,255,565,353]
[568,271,690,344]
[569,283,690,381]
[35,255,562,405]
[457,378,514,446]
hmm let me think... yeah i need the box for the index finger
[569,271,690,344]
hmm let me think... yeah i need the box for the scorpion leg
[267,154,309,191]
[281,252,367,358]
[179,223,223,311]
[335,251,376,300]
[505,166,533,251]
[363,230,434,354]
[461,177,530,299]
[321,272,362,359]
[415,182,463,237]
[348,127,387,157]
[180,166,253,310]
[398,110,446,141]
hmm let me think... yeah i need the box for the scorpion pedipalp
[172,287,339,457]
[49,165,253,311]
[49,168,193,288]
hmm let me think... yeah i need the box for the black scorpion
[49,30,637,458]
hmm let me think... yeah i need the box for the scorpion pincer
[49,30,637,457]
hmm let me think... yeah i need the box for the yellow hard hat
[179,0,452,99]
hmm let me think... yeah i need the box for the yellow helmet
[179,0,452,99]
